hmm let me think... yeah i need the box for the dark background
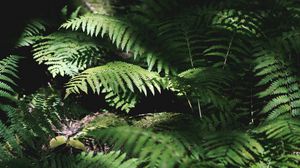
[0,0,66,58]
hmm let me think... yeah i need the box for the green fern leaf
[65,61,163,99]
[61,13,170,73]
[202,131,264,166]
[87,126,186,168]
[253,48,300,119]
[33,32,101,77]
[16,20,46,48]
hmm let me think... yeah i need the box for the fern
[16,20,46,48]
[0,121,22,160]
[87,126,186,168]
[144,113,263,167]
[202,131,264,166]
[75,151,139,168]
[20,88,62,137]
[38,151,138,168]
[3,1,300,167]
[61,13,170,73]
[0,55,22,161]
[64,61,163,95]
[256,118,300,145]
[279,30,300,56]
[253,48,300,119]
[33,32,101,77]
[85,114,264,167]
[65,61,163,111]
[202,31,251,69]
[169,67,233,112]
[61,14,144,52]
[102,88,138,112]
[0,55,19,102]
[274,154,300,168]
[3,151,139,168]
[252,117,300,167]
[156,17,205,68]
[15,87,88,143]
[212,9,263,37]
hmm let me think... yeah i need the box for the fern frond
[17,88,63,140]
[253,48,300,120]
[87,126,186,168]
[61,11,139,40]
[22,20,46,37]
[179,158,222,168]
[202,30,251,68]
[279,30,300,56]
[39,151,139,168]
[275,154,300,168]
[16,20,46,48]
[76,151,139,168]
[0,55,19,101]
[33,32,101,77]
[103,88,138,112]
[169,67,233,111]
[0,121,22,160]
[256,118,300,145]
[65,61,163,97]
[0,55,22,160]
[212,9,263,37]
[61,13,170,73]
[0,55,20,142]
[202,131,264,166]
[156,17,205,68]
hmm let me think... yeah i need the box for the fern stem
[182,26,194,68]
[223,33,235,69]
[197,99,202,119]
[185,94,193,112]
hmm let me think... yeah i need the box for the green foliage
[61,13,171,73]
[85,113,264,167]
[66,61,162,95]
[202,131,263,166]
[155,16,205,69]
[33,32,101,77]
[61,14,145,53]
[17,88,63,139]
[257,117,300,145]
[212,9,263,37]
[65,61,163,112]
[16,20,46,48]
[4,0,300,167]
[38,151,139,168]
[75,151,139,168]
[88,126,186,168]
[169,68,233,112]
[0,55,19,102]
[103,89,138,112]
[0,55,22,161]
[253,49,300,120]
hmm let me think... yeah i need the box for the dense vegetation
[1,0,300,167]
